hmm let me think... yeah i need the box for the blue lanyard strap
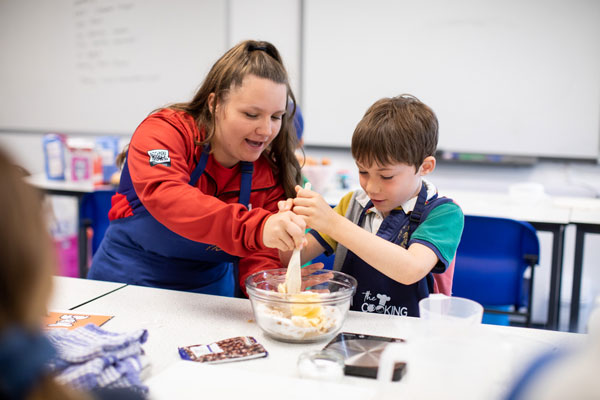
[408,182,428,227]
[188,145,211,186]
[238,161,254,208]
[189,145,254,208]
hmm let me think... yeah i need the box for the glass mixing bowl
[245,268,357,343]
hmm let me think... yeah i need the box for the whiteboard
[302,0,600,160]
[0,0,227,135]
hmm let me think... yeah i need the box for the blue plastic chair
[452,215,540,326]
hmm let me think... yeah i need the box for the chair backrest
[452,215,540,307]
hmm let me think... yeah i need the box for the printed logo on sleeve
[148,149,171,167]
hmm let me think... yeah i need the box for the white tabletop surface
[27,173,115,193]
[570,208,600,225]
[326,188,573,224]
[441,189,572,224]
[556,196,600,225]
[49,276,126,310]
[69,282,584,400]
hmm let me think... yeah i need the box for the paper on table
[44,311,113,330]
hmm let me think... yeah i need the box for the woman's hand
[262,208,306,252]
[277,198,294,213]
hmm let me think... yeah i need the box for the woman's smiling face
[210,74,287,168]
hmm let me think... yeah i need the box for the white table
[441,189,571,223]
[68,282,582,399]
[49,276,126,310]
[27,173,115,194]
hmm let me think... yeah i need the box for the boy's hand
[292,185,337,234]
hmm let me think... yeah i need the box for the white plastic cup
[419,294,483,324]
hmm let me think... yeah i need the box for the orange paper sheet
[43,311,113,330]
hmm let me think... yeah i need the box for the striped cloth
[45,324,148,394]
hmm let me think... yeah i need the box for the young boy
[287,94,464,317]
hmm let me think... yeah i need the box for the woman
[88,40,310,296]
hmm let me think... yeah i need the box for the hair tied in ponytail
[247,43,268,52]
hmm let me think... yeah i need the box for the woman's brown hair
[117,40,302,197]
[173,39,301,197]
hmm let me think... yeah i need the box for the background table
[566,203,600,332]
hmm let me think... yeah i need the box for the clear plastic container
[42,133,67,180]
[95,136,120,183]
[66,137,102,185]
[419,294,483,325]
[297,349,345,381]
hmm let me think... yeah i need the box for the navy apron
[88,145,252,297]
[341,183,451,316]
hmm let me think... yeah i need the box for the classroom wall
[301,0,600,159]
[1,0,599,331]
[0,0,228,135]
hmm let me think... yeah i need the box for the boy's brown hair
[351,94,438,171]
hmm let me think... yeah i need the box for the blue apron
[341,183,451,316]
[88,145,253,297]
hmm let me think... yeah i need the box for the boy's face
[356,160,424,216]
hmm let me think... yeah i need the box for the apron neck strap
[407,181,429,236]
[189,144,211,186]
[189,145,254,208]
[238,161,254,208]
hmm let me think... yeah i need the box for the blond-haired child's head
[0,148,54,331]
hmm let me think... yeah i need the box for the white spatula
[285,248,302,294]
[284,182,311,294]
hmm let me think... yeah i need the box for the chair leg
[525,264,536,327]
